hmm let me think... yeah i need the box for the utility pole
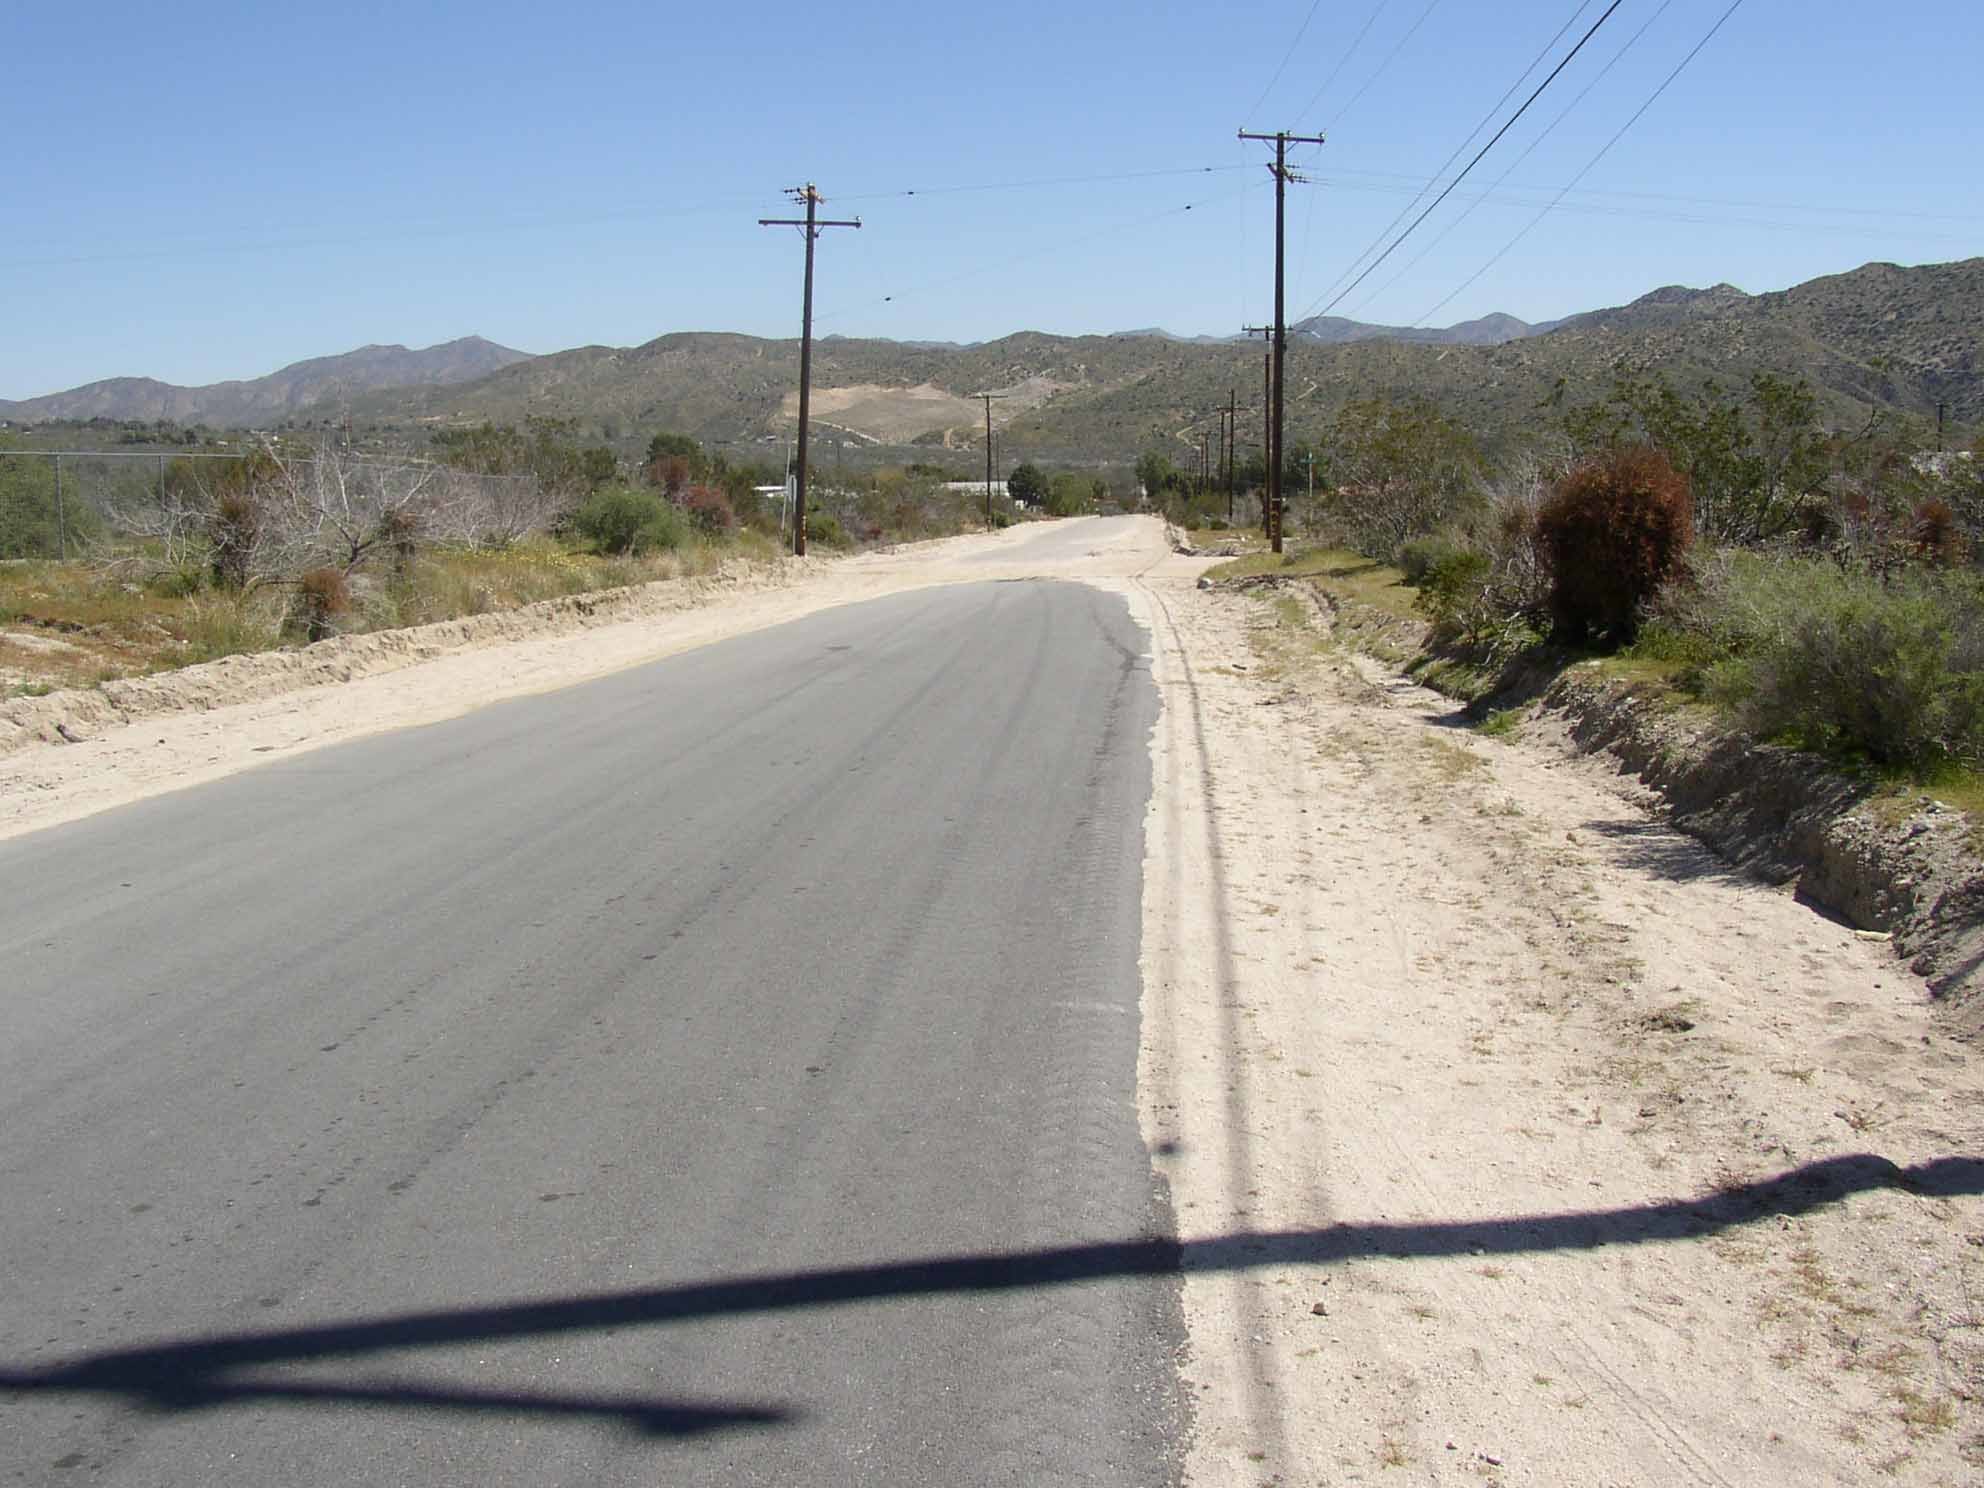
[1214,386,1230,527]
[1240,129,1325,555]
[1243,328,1272,538]
[973,392,1009,525]
[759,184,860,556]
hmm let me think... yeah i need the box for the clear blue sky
[3,1,1978,399]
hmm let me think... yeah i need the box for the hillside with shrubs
[1198,367,1984,786]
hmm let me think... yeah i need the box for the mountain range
[4,260,1977,464]
[0,337,532,427]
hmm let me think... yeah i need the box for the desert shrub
[292,567,350,642]
[208,489,263,589]
[179,592,282,663]
[1536,446,1692,645]
[679,484,736,535]
[1691,554,1984,769]
[1398,533,1472,586]
[571,486,687,556]
[804,508,850,549]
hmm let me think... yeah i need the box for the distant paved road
[0,580,1183,1487]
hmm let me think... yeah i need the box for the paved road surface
[0,579,1184,1486]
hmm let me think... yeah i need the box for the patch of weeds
[1420,736,1485,781]
[1637,1000,1702,1034]
[1772,1066,1816,1083]
[1896,1388,1957,1434]
[1377,1436,1409,1469]
[12,680,55,697]
[1475,707,1523,738]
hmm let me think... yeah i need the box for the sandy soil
[5,516,1978,1481]
[1135,568,1984,1486]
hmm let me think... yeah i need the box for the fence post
[54,454,65,561]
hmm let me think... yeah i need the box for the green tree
[1322,397,1483,559]
[1135,451,1185,505]
[1006,462,1047,508]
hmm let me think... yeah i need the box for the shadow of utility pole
[3,1151,1976,1436]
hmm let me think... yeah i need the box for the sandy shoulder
[1136,571,1983,1485]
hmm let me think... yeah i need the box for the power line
[1301,0,1628,323]
[1302,0,1599,316]
[1312,166,1984,225]
[1245,0,1328,125]
[4,165,1249,273]
[813,177,1264,327]
[1320,0,1446,131]
[1413,0,1750,326]
[1290,0,1392,125]
[834,163,1248,203]
[1345,0,1677,320]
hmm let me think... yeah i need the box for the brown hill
[0,337,534,427]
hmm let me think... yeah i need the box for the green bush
[804,508,851,549]
[1693,554,1984,769]
[0,455,106,558]
[1537,446,1693,645]
[572,486,687,556]
[1398,534,1471,586]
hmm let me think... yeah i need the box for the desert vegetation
[1222,375,1984,784]
[0,420,1037,696]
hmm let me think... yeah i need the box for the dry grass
[0,535,769,694]
[1208,545,1421,621]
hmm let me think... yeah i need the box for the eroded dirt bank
[1137,571,1982,1485]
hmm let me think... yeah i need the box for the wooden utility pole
[1240,130,1324,554]
[1243,328,1272,538]
[973,392,1009,525]
[1225,387,1237,523]
[759,184,860,556]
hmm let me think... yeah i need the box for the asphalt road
[0,579,1185,1486]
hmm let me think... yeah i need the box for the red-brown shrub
[1536,446,1693,645]
[295,566,351,642]
[678,484,736,535]
[1911,497,1967,566]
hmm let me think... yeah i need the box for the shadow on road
[4,1152,1976,1437]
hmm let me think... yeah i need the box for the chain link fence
[0,451,251,560]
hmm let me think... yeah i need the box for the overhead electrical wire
[1413,0,1750,326]
[833,163,1248,203]
[812,177,1268,329]
[1290,0,1392,125]
[1301,0,1599,315]
[1344,0,1677,320]
[1245,0,1328,126]
[1313,167,1984,225]
[5,163,1252,273]
[1300,0,1628,323]
[1319,0,1447,131]
[1305,176,1974,243]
